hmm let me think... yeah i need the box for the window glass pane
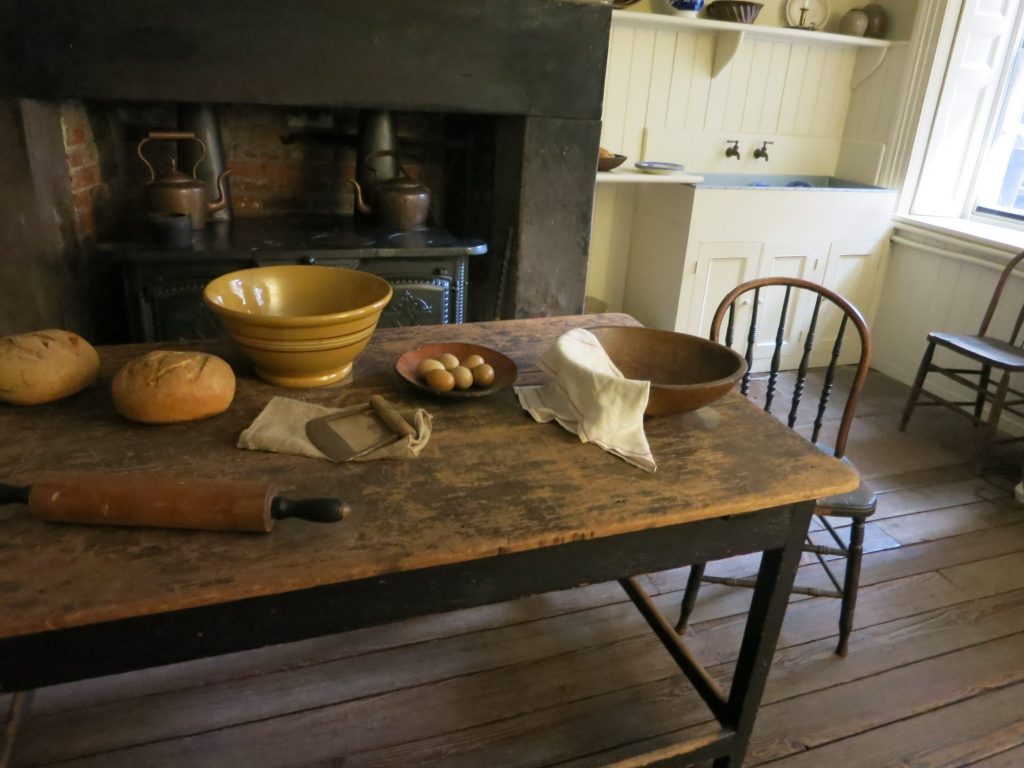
[975,40,1024,217]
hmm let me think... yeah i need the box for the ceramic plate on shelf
[635,161,687,175]
[785,0,830,29]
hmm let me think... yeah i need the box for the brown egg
[437,352,461,371]
[463,354,485,370]
[424,368,456,392]
[472,363,495,387]
[451,366,474,390]
[416,358,445,377]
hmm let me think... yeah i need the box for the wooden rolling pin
[0,471,349,533]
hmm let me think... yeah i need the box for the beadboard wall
[844,44,909,148]
[601,24,859,166]
[587,12,914,314]
[873,230,1024,435]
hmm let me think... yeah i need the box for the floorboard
[9,369,1024,768]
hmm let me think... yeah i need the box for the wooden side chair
[674,277,876,657]
[900,250,1024,451]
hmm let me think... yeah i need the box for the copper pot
[138,131,231,229]
[348,150,430,231]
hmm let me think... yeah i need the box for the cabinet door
[818,239,882,366]
[685,242,762,340]
[746,242,828,371]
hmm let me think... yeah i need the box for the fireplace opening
[64,101,505,341]
[0,0,610,340]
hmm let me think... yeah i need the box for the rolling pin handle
[0,482,30,506]
[271,496,350,524]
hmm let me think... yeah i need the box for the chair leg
[675,562,707,634]
[981,371,1012,452]
[1,690,34,768]
[975,364,992,421]
[836,517,866,657]
[900,340,935,431]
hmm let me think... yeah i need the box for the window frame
[969,17,1024,229]
[908,0,1024,223]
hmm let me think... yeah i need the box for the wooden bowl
[598,153,628,172]
[705,0,763,23]
[395,343,518,399]
[588,326,747,416]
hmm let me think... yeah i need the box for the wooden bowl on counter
[598,153,628,172]
[203,265,392,388]
[588,326,747,416]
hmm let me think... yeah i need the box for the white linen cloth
[514,328,655,472]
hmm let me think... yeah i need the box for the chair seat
[813,443,877,517]
[928,332,1024,371]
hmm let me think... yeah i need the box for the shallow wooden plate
[395,343,518,399]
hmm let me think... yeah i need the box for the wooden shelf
[597,169,704,184]
[611,10,899,87]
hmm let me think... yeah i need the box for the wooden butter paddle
[305,394,416,462]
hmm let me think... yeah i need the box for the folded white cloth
[514,328,655,472]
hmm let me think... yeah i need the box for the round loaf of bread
[0,329,100,405]
[112,351,235,424]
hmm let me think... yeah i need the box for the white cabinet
[686,240,831,371]
[621,184,895,372]
[686,241,761,340]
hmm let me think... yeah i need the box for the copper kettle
[348,151,430,231]
[138,131,231,230]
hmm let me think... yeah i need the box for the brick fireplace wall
[57,102,448,243]
[60,103,103,244]
[222,108,444,217]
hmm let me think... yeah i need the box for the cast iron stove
[104,215,487,343]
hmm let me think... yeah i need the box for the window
[975,38,1024,221]
[910,0,1024,223]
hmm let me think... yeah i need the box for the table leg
[619,501,814,767]
[0,690,34,768]
[715,500,814,767]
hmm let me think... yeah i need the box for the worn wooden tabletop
[0,314,857,638]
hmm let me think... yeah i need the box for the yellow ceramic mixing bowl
[203,265,393,387]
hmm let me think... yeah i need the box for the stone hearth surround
[0,0,610,337]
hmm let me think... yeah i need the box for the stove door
[377,278,452,327]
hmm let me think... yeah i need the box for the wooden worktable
[0,314,857,767]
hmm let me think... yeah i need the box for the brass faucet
[725,140,741,160]
[753,141,774,161]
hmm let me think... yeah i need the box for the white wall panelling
[602,18,865,164]
[644,128,842,175]
[619,184,696,330]
[586,184,638,315]
[587,9,915,314]
[834,140,887,184]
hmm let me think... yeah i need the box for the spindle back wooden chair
[900,250,1024,452]
[675,277,876,656]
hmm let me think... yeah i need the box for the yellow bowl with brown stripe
[204,265,392,387]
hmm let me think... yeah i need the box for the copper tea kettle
[138,131,231,229]
[348,150,430,231]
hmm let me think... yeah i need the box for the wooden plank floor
[8,370,1024,767]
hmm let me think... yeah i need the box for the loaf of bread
[0,329,100,405]
[112,351,236,424]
